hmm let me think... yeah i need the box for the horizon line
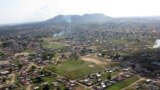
[1,13,160,26]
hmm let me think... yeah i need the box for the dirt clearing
[81,55,110,65]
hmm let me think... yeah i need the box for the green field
[107,76,139,90]
[41,37,64,49]
[42,37,59,41]
[45,60,104,79]
[24,48,35,54]
[42,76,57,84]
[42,42,64,49]
[111,38,130,45]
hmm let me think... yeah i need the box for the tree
[0,52,5,59]
[31,65,36,71]
[70,53,79,60]
[56,86,61,90]
[43,84,50,90]
[2,78,6,83]
[107,72,112,80]
[17,63,23,69]
[33,77,43,83]
[80,47,86,56]
[131,64,136,70]
[8,68,12,73]
[101,51,106,57]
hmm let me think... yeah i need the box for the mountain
[1,13,160,33]
[46,13,112,24]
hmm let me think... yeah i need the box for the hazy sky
[0,0,160,24]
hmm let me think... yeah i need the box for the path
[9,74,15,84]
[121,77,145,90]
[26,84,31,90]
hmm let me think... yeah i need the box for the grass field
[45,60,104,79]
[111,38,154,49]
[42,76,57,84]
[31,75,58,90]
[107,76,139,90]
[41,37,64,49]
[42,37,59,41]
[124,80,146,90]
[111,38,130,45]
[24,48,35,54]
[42,42,64,49]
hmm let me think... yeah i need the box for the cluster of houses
[131,50,160,78]
[0,61,13,88]
[0,75,11,85]
[78,67,122,87]
[78,72,102,86]
[18,67,53,85]
[1,27,160,90]
[17,65,77,90]
[92,72,134,90]
[0,65,17,90]
[0,84,18,90]
[56,78,77,90]
[64,28,160,64]
[33,77,77,90]
[135,79,160,90]
[0,61,12,75]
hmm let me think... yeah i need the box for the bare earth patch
[88,65,94,68]
[81,55,109,65]
[82,57,103,65]
[0,61,9,65]
[75,85,85,90]
[14,52,29,57]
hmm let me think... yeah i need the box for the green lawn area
[107,76,139,90]
[24,48,35,54]
[42,37,58,41]
[111,38,130,45]
[32,75,58,90]
[125,80,146,90]
[42,42,64,49]
[41,37,64,49]
[45,60,104,79]
[42,76,57,84]
[111,38,141,44]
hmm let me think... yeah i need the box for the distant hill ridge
[1,13,160,29]
[46,13,112,24]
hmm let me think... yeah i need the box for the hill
[46,13,112,24]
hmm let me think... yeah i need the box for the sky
[0,0,160,25]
